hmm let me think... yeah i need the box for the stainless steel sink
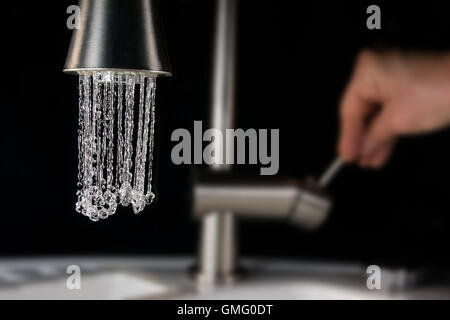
[0,257,448,299]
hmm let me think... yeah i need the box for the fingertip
[358,157,371,168]
[362,141,394,169]
[360,137,377,159]
[371,154,387,167]
[369,153,390,169]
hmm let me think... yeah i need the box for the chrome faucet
[63,0,339,287]
[192,0,342,287]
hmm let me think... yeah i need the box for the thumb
[360,109,396,160]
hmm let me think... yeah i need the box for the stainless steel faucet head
[194,158,344,230]
[194,179,331,230]
[63,0,171,221]
[63,0,172,75]
[290,180,331,229]
[290,157,343,228]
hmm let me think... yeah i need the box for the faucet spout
[195,181,331,230]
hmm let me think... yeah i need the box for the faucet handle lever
[318,157,344,188]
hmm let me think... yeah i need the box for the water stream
[75,71,157,221]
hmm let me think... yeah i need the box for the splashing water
[75,72,157,221]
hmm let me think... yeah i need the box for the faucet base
[194,211,239,288]
[192,269,241,288]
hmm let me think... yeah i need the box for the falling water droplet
[75,71,158,221]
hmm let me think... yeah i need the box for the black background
[1,0,450,269]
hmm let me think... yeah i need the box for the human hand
[338,50,450,167]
